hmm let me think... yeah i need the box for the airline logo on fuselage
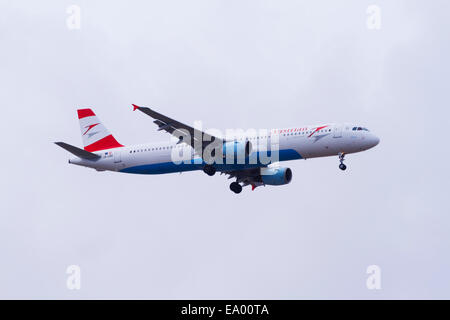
[308,125,329,137]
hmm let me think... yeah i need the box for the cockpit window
[353,126,369,131]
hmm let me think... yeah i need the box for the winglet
[132,104,140,111]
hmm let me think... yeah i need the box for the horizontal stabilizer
[55,142,101,160]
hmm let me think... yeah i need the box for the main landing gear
[230,182,242,194]
[338,152,347,171]
[203,165,216,176]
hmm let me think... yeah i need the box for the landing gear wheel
[203,165,216,176]
[338,152,347,171]
[230,182,242,194]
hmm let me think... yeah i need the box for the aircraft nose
[370,135,380,148]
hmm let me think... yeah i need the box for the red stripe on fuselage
[77,109,96,119]
[84,135,123,152]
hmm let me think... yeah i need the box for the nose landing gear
[338,152,347,171]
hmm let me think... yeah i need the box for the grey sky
[1,0,449,299]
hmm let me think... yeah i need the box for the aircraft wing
[132,104,223,156]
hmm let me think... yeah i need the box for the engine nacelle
[260,167,292,186]
[222,140,252,160]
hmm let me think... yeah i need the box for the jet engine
[260,167,292,185]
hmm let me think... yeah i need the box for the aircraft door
[333,125,343,138]
[114,150,122,163]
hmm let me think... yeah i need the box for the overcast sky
[1,0,449,299]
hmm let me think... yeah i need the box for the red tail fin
[77,108,123,152]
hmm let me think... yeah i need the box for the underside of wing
[220,163,293,193]
[221,168,265,191]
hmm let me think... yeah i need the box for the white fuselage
[69,123,380,174]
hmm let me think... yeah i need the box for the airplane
[55,105,380,194]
